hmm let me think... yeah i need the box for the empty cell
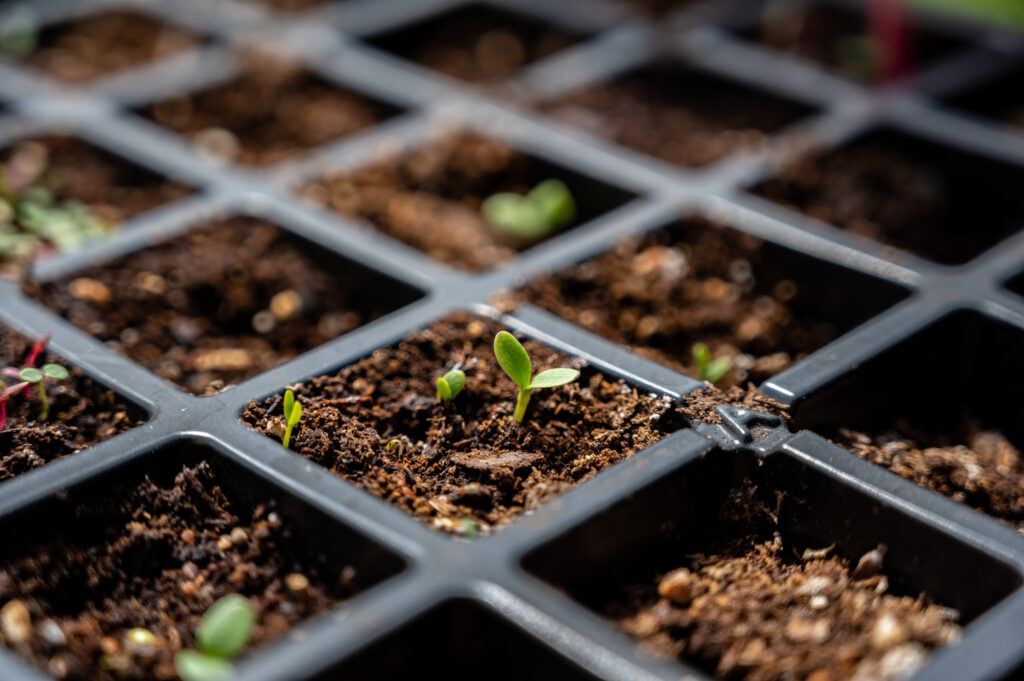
[312,599,602,680]
[739,2,964,81]
[365,4,588,84]
[0,440,404,681]
[515,217,906,387]
[540,64,817,168]
[793,310,1024,532]
[300,132,636,271]
[23,216,423,395]
[14,9,198,83]
[242,312,689,536]
[753,127,1024,264]
[946,67,1024,132]
[525,449,1019,680]
[138,54,402,166]
[0,325,144,482]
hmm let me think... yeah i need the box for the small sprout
[493,331,579,423]
[436,368,466,402]
[385,438,404,458]
[691,343,731,385]
[0,333,55,430]
[10,362,67,423]
[174,595,256,681]
[280,389,302,449]
[482,179,576,240]
[127,627,157,646]
[461,517,478,539]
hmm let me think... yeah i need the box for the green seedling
[493,331,579,423]
[174,594,256,681]
[16,364,68,422]
[385,437,408,458]
[0,332,55,430]
[281,389,302,449]
[482,179,576,240]
[461,517,478,539]
[436,368,466,402]
[692,343,731,385]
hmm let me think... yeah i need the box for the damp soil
[300,132,629,271]
[835,421,1024,534]
[1,136,192,225]
[751,129,1024,265]
[0,327,142,482]
[23,216,417,396]
[606,482,961,681]
[540,65,813,168]
[745,3,962,81]
[20,10,197,83]
[509,218,845,388]
[139,54,397,167]
[242,312,689,536]
[367,5,584,84]
[0,461,352,681]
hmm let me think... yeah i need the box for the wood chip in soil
[0,327,142,481]
[0,462,354,681]
[836,421,1024,533]
[508,217,843,387]
[539,65,811,168]
[139,52,396,166]
[606,482,961,681]
[23,216,413,395]
[19,10,197,83]
[242,312,689,536]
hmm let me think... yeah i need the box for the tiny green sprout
[128,627,157,646]
[692,343,732,385]
[18,363,68,422]
[281,389,302,449]
[386,438,404,458]
[482,179,576,240]
[174,594,256,681]
[493,331,579,424]
[461,517,478,539]
[436,368,466,402]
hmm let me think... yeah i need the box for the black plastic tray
[2,0,1024,680]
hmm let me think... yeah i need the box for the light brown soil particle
[20,10,197,83]
[242,312,689,535]
[23,216,418,395]
[0,327,142,481]
[0,462,352,680]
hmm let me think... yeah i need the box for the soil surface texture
[0,327,141,482]
[242,312,689,535]
[301,133,612,271]
[20,10,197,83]
[837,422,1024,533]
[541,66,811,168]
[608,484,961,681]
[368,5,582,84]
[512,218,841,387]
[747,3,961,81]
[140,54,395,166]
[0,462,350,680]
[24,216,409,395]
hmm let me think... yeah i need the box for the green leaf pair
[281,389,303,449]
[482,179,576,240]
[436,368,466,402]
[692,343,732,385]
[19,363,68,384]
[174,595,256,681]
[493,331,579,423]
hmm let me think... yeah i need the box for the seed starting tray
[2,0,1024,679]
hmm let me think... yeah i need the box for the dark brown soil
[20,10,197,83]
[607,483,961,681]
[752,129,1024,265]
[139,54,396,166]
[836,422,1024,533]
[947,69,1024,132]
[0,462,351,681]
[1,136,192,224]
[0,327,142,482]
[367,5,584,84]
[510,218,843,387]
[242,312,689,535]
[242,0,333,11]
[540,66,813,168]
[679,385,789,425]
[24,216,418,395]
[300,133,627,271]
[746,3,962,81]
